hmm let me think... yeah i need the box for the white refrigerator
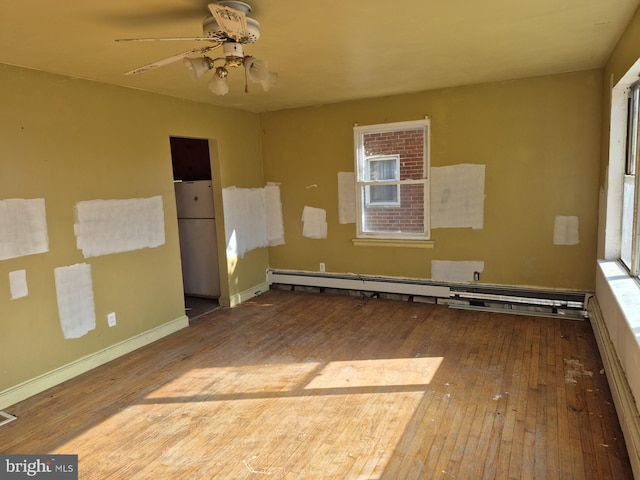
[174,180,221,298]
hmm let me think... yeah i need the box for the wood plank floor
[1,289,632,479]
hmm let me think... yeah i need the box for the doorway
[170,136,220,320]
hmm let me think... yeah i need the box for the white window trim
[354,119,430,241]
[603,63,639,262]
[628,83,640,276]
[617,79,640,277]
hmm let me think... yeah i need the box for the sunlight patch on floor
[305,357,443,389]
[145,362,322,399]
[48,356,443,476]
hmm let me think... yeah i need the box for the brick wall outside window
[362,129,425,233]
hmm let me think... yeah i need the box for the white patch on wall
[0,198,49,260]
[553,216,580,245]
[432,260,484,283]
[74,196,165,258]
[431,164,485,230]
[302,206,328,239]
[264,184,285,247]
[223,187,269,258]
[337,172,356,224]
[9,270,28,300]
[54,263,96,339]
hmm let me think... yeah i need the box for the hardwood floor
[1,289,632,479]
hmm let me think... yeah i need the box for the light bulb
[208,68,229,95]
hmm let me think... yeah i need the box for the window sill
[594,260,640,432]
[352,238,435,248]
[597,260,640,329]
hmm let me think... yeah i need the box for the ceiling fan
[116,1,277,96]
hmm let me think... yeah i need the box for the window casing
[621,82,640,277]
[354,119,430,240]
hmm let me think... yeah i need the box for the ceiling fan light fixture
[244,56,278,91]
[209,67,230,95]
[183,56,213,81]
[259,71,278,91]
[215,66,229,78]
[243,56,267,81]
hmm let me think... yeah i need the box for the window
[354,119,430,240]
[622,82,640,277]
[365,155,400,206]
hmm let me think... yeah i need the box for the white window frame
[622,82,640,277]
[364,154,401,207]
[354,119,430,241]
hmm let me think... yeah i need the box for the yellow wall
[0,62,606,398]
[0,64,266,391]
[261,70,602,291]
[603,6,640,112]
[600,7,640,195]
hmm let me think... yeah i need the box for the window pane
[361,183,424,234]
[621,174,635,268]
[369,184,398,204]
[622,83,640,275]
[368,159,398,181]
[362,129,424,181]
[627,86,639,175]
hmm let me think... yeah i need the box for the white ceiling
[1,0,638,112]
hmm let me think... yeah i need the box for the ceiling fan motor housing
[223,42,244,67]
[223,42,244,58]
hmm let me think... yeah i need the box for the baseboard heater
[267,270,588,319]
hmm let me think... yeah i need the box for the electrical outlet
[320,262,325,272]
[107,312,116,327]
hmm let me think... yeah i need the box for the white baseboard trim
[0,315,189,411]
[588,296,640,479]
[223,281,270,307]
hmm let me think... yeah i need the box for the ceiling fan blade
[124,45,221,75]
[100,0,214,26]
[116,37,219,43]
[208,3,248,42]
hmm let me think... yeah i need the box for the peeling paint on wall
[265,184,285,247]
[431,164,485,230]
[74,196,165,258]
[337,172,356,224]
[432,260,484,283]
[223,187,269,258]
[302,206,328,239]
[9,270,28,300]
[54,263,96,339]
[553,216,580,245]
[0,198,49,260]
